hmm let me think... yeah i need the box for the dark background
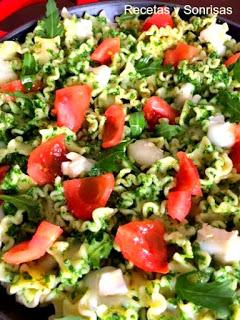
[0,0,239,31]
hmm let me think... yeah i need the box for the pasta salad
[0,1,240,319]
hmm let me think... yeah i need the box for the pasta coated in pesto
[0,2,240,320]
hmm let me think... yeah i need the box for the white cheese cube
[197,224,240,264]
[207,115,235,148]
[0,59,17,84]
[98,269,128,296]
[61,152,95,178]
[199,23,231,56]
[175,83,195,106]
[128,140,163,167]
[91,65,111,88]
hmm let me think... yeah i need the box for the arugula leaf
[135,57,172,77]
[22,53,39,75]
[217,90,240,122]
[42,0,63,38]
[155,121,184,140]
[20,53,39,91]
[89,141,132,176]
[232,59,240,81]
[129,112,146,137]
[0,195,40,217]
[176,271,235,317]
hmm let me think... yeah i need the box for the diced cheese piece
[128,140,163,167]
[0,59,17,84]
[75,19,93,39]
[64,17,92,45]
[0,41,21,60]
[98,269,128,296]
[90,65,111,88]
[61,152,95,178]
[175,83,195,106]
[207,114,235,148]
[33,36,60,64]
[82,267,129,310]
[197,224,240,264]
[199,23,231,56]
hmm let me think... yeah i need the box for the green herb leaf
[89,141,132,176]
[232,59,240,81]
[135,57,172,77]
[22,53,39,75]
[20,53,39,91]
[217,90,240,122]
[176,271,235,317]
[155,121,184,140]
[129,112,146,137]
[87,233,112,269]
[0,195,40,217]
[20,75,35,91]
[42,0,63,38]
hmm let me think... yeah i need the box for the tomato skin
[54,85,92,133]
[0,165,10,204]
[0,165,10,181]
[175,152,202,196]
[115,220,168,273]
[3,221,63,265]
[0,80,25,93]
[90,38,120,64]
[230,141,240,173]
[142,10,174,31]
[102,105,125,149]
[167,190,192,222]
[164,42,199,67]
[143,96,177,129]
[27,135,67,186]
[63,173,115,220]
[0,79,42,93]
[234,124,240,143]
[224,52,240,67]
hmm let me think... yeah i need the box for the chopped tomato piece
[0,165,10,205]
[163,42,199,67]
[63,173,115,220]
[0,165,10,182]
[142,9,174,31]
[115,220,168,273]
[224,52,240,67]
[167,190,192,222]
[0,80,25,93]
[143,96,177,129]
[54,85,92,133]
[90,38,120,64]
[175,151,202,196]
[27,135,67,186]
[0,79,42,94]
[102,105,125,149]
[230,141,240,173]
[3,221,62,265]
[234,124,240,143]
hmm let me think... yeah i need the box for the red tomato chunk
[115,219,169,273]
